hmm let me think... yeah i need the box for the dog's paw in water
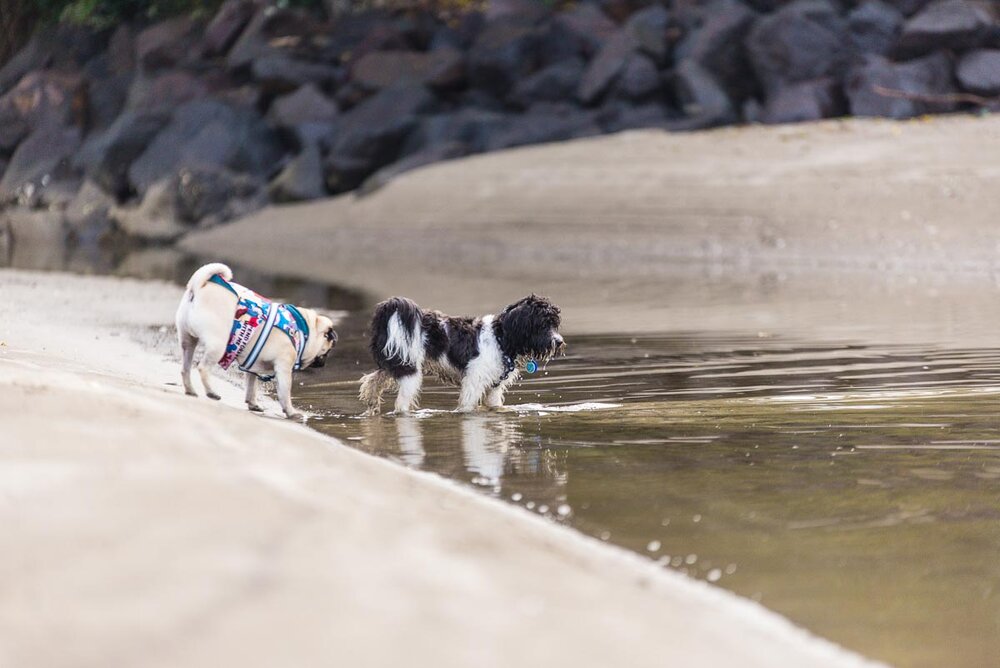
[207,392,222,401]
[247,403,264,413]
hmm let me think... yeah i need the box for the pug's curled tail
[186,262,233,297]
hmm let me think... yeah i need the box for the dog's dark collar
[493,324,517,389]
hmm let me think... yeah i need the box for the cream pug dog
[175,262,337,420]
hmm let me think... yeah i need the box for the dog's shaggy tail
[359,370,396,416]
[370,297,424,369]
[185,262,233,295]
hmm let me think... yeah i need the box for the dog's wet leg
[457,376,485,413]
[359,370,394,416]
[394,372,423,415]
[245,373,263,412]
[180,334,199,397]
[485,386,506,410]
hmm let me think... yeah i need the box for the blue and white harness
[210,274,310,381]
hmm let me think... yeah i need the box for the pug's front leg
[274,363,303,421]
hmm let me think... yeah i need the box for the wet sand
[0,270,878,667]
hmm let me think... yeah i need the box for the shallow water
[6,247,1000,667]
[297,311,1000,668]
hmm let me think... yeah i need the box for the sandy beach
[0,269,880,667]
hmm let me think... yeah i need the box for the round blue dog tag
[525,360,538,374]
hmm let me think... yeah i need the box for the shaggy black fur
[368,294,562,379]
[493,294,562,360]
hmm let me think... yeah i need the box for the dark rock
[484,105,601,151]
[227,7,315,70]
[467,17,542,96]
[269,143,326,202]
[484,0,551,24]
[325,84,438,190]
[674,0,758,101]
[553,3,618,57]
[896,0,997,56]
[114,166,263,241]
[106,24,137,75]
[848,1,905,55]
[761,77,845,123]
[616,53,662,101]
[75,110,171,196]
[599,102,672,132]
[126,71,211,113]
[509,58,586,108]
[65,180,117,246]
[251,55,340,94]
[0,34,51,96]
[352,48,465,91]
[623,4,671,63]
[746,0,853,96]
[136,17,201,71]
[83,56,131,131]
[268,84,340,128]
[128,99,285,194]
[360,141,469,195]
[174,167,262,225]
[846,51,958,118]
[204,0,257,57]
[0,71,88,133]
[0,109,29,155]
[883,0,934,16]
[405,108,511,155]
[536,19,587,68]
[0,122,82,204]
[578,30,638,104]
[670,59,738,129]
[955,48,1000,95]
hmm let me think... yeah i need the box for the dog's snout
[553,333,565,348]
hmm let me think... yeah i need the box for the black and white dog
[359,295,565,415]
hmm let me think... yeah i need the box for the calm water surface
[300,312,1000,668]
[6,249,1000,667]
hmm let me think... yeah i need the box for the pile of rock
[1,0,998,245]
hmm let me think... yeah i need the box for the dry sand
[0,270,880,667]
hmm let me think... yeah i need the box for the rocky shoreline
[0,0,998,251]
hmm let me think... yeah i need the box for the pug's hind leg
[180,334,198,397]
[197,341,225,401]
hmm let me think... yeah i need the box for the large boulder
[1,207,70,270]
[956,48,1000,95]
[552,3,618,57]
[674,0,758,102]
[268,84,339,129]
[623,5,671,63]
[125,71,211,113]
[203,0,257,57]
[669,59,738,130]
[128,99,285,194]
[615,53,662,101]
[484,104,601,151]
[251,55,340,94]
[268,143,326,202]
[74,110,171,196]
[65,179,118,247]
[467,17,542,96]
[761,77,845,124]
[848,0,905,55]
[846,51,958,118]
[509,58,585,108]
[896,0,997,57]
[0,122,81,204]
[226,7,315,70]
[136,17,201,71]
[0,70,88,134]
[578,30,638,104]
[746,0,853,96]
[352,48,465,91]
[404,108,511,155]
[114,166,263,241]
[325,84,438,191]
